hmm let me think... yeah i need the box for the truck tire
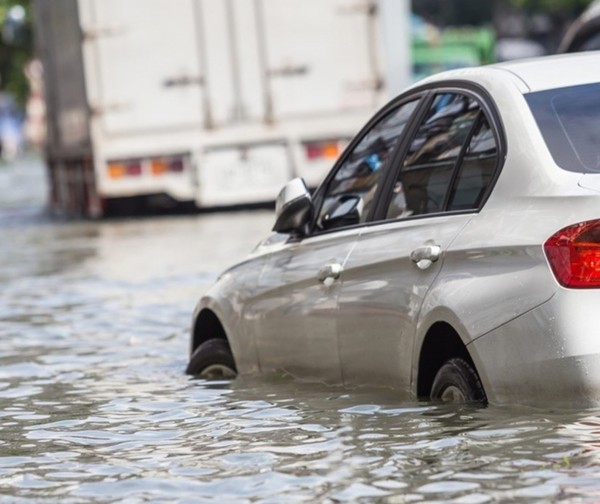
[430,357,486,403]
[186,339,237,379]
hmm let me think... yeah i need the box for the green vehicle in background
[412,25,496,81]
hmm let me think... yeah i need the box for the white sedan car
[187,53,600,406]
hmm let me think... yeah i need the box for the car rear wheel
[430,357,486,403]
[185,339,237,379]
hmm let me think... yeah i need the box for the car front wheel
[430,357,486,403]
[185,339,237,379]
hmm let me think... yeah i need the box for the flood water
[3,155,600,503]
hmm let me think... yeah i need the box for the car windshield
[526,82,600,173]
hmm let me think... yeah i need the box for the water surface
[2,156,600,502]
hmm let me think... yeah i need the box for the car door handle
[317,262,343,283]
[410,244,442,270]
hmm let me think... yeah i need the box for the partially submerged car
[187,52,600,406]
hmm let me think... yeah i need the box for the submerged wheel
[430,357,486,403]
[185,339,237,379]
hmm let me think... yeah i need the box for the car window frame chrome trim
[371,80,507,227]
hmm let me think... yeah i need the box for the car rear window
[526,82,600,173]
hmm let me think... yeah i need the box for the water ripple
[3,157,600,502]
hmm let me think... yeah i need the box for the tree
[0,0,32,108]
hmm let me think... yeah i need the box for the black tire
[430,357,486,403]
[185,339,237,379]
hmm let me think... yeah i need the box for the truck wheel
[186,339,237,379]
[430,357,486,403]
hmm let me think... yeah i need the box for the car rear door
[336,91,501,393]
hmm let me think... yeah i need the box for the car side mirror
[322,195,363,230]
[273,178,313,235]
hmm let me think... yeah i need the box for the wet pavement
[2,155,600,503]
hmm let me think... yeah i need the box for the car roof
[415,52,600,94]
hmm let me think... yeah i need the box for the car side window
[386,93,481,219]
[316,99,419,231]
[447,116,498,210]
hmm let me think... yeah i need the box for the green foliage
[0,0,32,108]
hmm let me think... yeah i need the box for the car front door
[246,229,358,383]
[336,91,501,394]
[246,98,421,383]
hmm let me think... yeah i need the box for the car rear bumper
[469,288,600,407]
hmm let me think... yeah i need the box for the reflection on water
[2,156,600,502]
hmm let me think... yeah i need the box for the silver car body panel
[579,173,600,193]
[471,289,600,407]
[194,236,287,374]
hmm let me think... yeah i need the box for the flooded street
[3,156,600,503]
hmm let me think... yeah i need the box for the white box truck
[33,0,410,217]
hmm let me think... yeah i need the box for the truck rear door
[79,0,205,135]
[256,0,383,119]
[84,0,383,131]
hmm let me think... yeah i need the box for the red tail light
[544,219,600,288]
[168,158,184,172]
[126,162,142,176]
[151,156,185,175]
